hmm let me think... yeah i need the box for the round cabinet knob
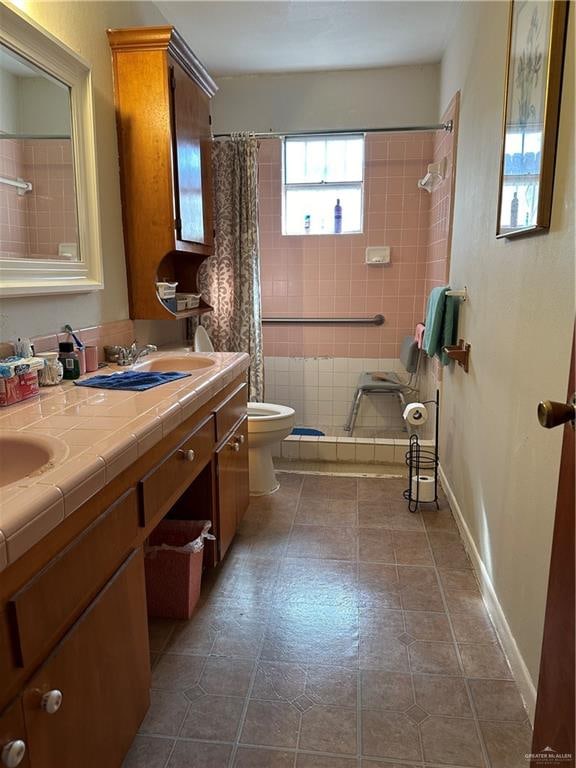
[41,689,63,715]
[1,741,26,768]
[236,434,245,445]
[178,449,195,462]
[228,440,240,452]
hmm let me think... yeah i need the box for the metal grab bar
[0,176,32,195]
[262,314,385,326]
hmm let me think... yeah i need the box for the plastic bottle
[334,199,342,234]
[304,214,311,233]
[510,191,519,228]
[58,342,81,380]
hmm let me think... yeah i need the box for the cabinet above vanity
[107,26,217,321]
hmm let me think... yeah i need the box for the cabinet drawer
[0,698,30,768]
[140,414,214,527]
[215,383,247,443]
[10,489,139,669]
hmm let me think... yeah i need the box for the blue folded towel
[74,371,191,391]
[423,287,448,358]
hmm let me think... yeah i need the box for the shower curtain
[196,135,264,401]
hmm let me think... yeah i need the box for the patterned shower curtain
[196,135,264,401]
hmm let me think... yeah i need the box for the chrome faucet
[117,342,157,366]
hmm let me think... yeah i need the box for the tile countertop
[0,349,250,572]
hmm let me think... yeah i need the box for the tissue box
[0,371,40,406]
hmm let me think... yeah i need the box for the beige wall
[212,64,440,134]
[440,0,574,706]
[1,1,184,346]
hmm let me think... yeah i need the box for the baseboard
[438,464,537,724]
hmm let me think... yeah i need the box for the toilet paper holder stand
[403,389,440,513]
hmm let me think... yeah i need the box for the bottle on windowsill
[510,191,519,228]
[304,214,311,234]
[334,198,342,234]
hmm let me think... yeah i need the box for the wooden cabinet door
[22,550,149,768]
[169,59,213,249]
[0,699,30,768]
[216,417,249,560]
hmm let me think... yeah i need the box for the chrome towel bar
[262,314,385,326]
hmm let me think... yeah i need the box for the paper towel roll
[402,402,428,426]
[411,474,435,502]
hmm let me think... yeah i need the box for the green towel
[440,296,459,366]
[423,286,448,357]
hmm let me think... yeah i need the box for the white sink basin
[133,355,215,373]
[0,434,69,487]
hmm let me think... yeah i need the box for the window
[282,134,364,235]
[499,128,542,230]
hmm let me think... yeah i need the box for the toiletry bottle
[304,214,311,233]
[334,199,342,234]
[510,191,519,227]
[58,342,80,380]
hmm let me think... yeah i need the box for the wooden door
[0,699,30,768]
[22,550,150,768]
[169,59,213,249]
[216,417,249,560]
[531,337,575,765]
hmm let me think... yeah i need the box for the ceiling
[156,1,460,76]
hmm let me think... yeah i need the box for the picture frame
[496,0,569,239]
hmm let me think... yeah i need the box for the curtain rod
[213,120,453,139]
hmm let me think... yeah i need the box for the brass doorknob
[537,397,576,429]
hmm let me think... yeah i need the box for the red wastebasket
[144,519,213,620]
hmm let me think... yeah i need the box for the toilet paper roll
[402,402,428,426]
[411,474,435,502]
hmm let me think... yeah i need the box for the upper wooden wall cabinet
[108,27,217,320]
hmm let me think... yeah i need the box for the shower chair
[344,336,421,434]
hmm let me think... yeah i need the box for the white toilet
[247,402,295,495]
[194,326,295,495]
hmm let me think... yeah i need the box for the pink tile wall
[0,139,78,260]
[259,133,435,358]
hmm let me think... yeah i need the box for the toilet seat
[247,402,295,432]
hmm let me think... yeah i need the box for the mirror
[0,3,103,295]
[0,43,80,262]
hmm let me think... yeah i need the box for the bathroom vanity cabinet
[108,26,217,321]
[0,376,248,768]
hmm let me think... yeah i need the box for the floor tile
[438,569,485,615]
[468,679,528,722]
[392,531,434,566]
[398,566,445,612]
[408,641,461,675]
[295,498,358,526]
[301,475,358,500]
[252,661,307,702]
[179,693,245,741]
[139,690,190,737]
[421,506,459,533]
[167,741,232,768]
[479,721,532,768]
[358,562,401,609]
[403,611,452,642]
[123,735,175,768]
[287,525,357,560]
[297,756,357,768]
[459,643,513,679]
[241,700,301,748]
[413,674,472,718]
[152,654,207,691]
[358,477,406,502]
[358,501,424,531]
[235,747,295,767]
[362,710,422,762]
[451,611,497,643]
[361,670,413,711]
[358,528,396,563]
[306,666,358,708]
[359,631,410,672]
[428,532,472,569]
[197,656,255,697]
[164,620,216,655]
[420,716,485,766]
[299,705,357,755]
[148,618,175,653]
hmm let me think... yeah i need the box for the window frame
[281,133,365,236]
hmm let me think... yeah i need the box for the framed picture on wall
[496,0,569,238]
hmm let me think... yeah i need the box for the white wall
[440,0,574,709]
[19,76,71,135]
[212,64,439,133]
[0,67,20,134]
[0,1,185,347]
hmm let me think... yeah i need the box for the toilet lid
[194,325,215,352]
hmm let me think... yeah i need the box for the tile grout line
[227,474,305,767]
[420,513,494,768]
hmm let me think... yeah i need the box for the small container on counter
[85,346,99,372]
[58,342,81,380]
[0,356,44,406]
[36,352,64,386]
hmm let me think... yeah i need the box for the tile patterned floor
[124,473,532,768]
